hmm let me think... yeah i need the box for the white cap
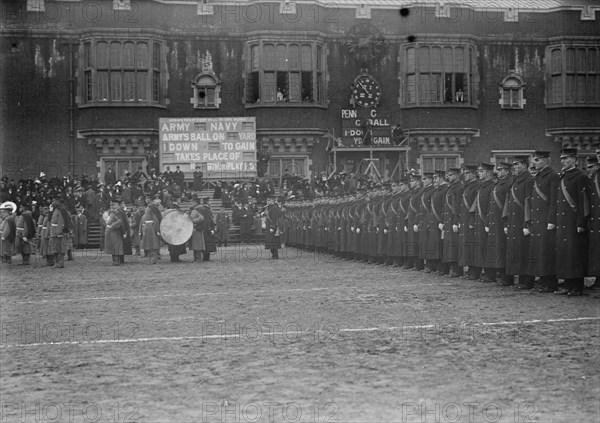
[0,201,17,214]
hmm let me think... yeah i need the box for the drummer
[165,208,188,263]
[140,205,161,264]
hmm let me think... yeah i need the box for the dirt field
[1,245,599,423]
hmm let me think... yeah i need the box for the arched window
[499,72,526,109]
[191,72,221,109]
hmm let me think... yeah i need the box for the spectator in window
[455,88,464,103]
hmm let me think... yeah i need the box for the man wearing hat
[418,172,436,272]
[0,201,17,264]
[526,151,560,292]
[588,149,600,280]
[503,155,535,289]
[554,147,592,296]
[188,196,206,262]
[104,200,124,266]
[469,163,495,281]
[264,196,283,259]
[458,164,480,279]
[481,162,513,283]
[16,203,36,265]
[199,197,217,261]
[429,170,450,274]
[442,167,465,277]
[49,196,72,268]
[403,172,423,270]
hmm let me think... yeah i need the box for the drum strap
[560,179,577,213]
[492,187,503,210]
[510,186,523,209]
[534,182,548,203]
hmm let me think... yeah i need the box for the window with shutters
[245,39,326,106]
[547,44,600,107]
[401,42,477,107]
[499,72,526,109]
[81,38,165,106]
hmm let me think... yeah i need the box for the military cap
[433,170,446,178]
[496,162,511,170]
[447,167,461,174]
[587,157,599,167]
[203,197,210,204]
[533,150,551,159]
[512,156,530,165]
[462,163,479,172]
[479,163,495,171]
[560,148,578,158]
[409,172,422,180]
[423,172,434,179]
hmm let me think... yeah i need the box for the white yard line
[2,316,598,348]
[9,284,455,304]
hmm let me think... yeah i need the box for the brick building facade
[1,0,599,185]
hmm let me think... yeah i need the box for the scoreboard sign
[340,109,392,148]
[159,117,257,178]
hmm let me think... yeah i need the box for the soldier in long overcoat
[39,206,53,266]
[554,148,592,296]
[418,173,435,272]
[469,163,495,280]
[188,197,206,263]
[264,196,282,259]
[483,162,512,283]
[104,201,124,266]
[17,204,36,265]
[216,209,231,246]
[442,168,464,277]
[0,202,16,264]
[199,198,217,261]
[404,174,423,270]
[429,171,449,274]
[49,197,70,268]
[139,206,161,264]
[503,156,535,289]
[526,151,560,292]
[458,165,480,278]
[588,150,600,279]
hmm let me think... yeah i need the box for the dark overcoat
[526,166,559,277]
[264,204,282,249]
[471,179,495,268]
[504,171,534,275]
[484,176,512,269]
[443,180,464,263]
[589,169,600,276]
[556,168,591,278]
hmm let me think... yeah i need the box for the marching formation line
[6,284,455,305]
[2,316,598,348]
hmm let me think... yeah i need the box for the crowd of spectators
[0,164,381,225]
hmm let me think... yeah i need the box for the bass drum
[160,209,193,245]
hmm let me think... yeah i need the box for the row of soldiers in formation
[279,148,600,296]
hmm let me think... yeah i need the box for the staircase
[87,220,102,248]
